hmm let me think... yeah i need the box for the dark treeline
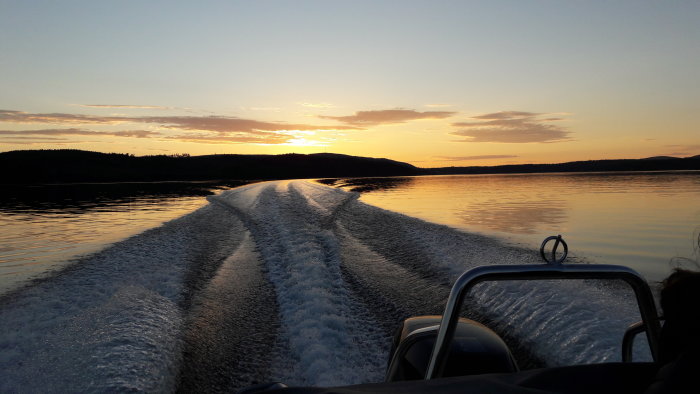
[0,149,420,184]
[1,149,699,184]
[425,156,700,175]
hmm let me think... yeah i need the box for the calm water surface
[0,181,247,295]
[331,172,700,282]
[2,173,698,296]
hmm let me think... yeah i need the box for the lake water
[1,172,698,297]
[0,181,247,295]
[328,171,700,282]
[2,176,695,390]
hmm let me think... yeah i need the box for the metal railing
[425,236,662,380]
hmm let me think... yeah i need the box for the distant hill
[423,156,700,176]
[1,149,699,185]
[0,149,420,184]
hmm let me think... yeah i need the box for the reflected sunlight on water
[0,181,245,295]
[336,172,700,282]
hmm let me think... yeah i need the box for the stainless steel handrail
[385,325,440,381]
[424,263,662,379]
[622,320,661,362]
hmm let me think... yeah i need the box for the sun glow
[275,130,330,147]
[1,2,698,164]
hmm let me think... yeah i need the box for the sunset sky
[1,1,698,167]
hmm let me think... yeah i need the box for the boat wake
[0,180,648,392]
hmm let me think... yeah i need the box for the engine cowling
[386,316,518,382]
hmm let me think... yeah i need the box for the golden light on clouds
[1,2,698,165]
[299,102,335,109]
[319,109,456,126]
[1,103,697,167]
[450,112,572,144]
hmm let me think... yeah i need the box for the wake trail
[334,195,647,366]
[0,203,245,392]
[178,231,279,392]
[0,180,652,392]
[211,181,388,386]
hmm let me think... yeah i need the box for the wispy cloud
[425,103,454,108]
[0,127,299,145]
[299,102,335,109]
[0,136,68,140]
[450,111,571,143]
[0,108,361,146]
[0,136,72,145]
[0,110,358,139]
[0,110,125,124]
[320,109,455,126]
[471,111,538,120]
[435,155,519,161]
[664,144,700,150]
[661,144,700,157]
[241,106,282,112]
[78,104,171,109]
[0,128,159,138]
[165,133,294,145]
[138,116,358,133]
[111,130,160,138]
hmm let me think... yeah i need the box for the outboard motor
[385,315,518,381]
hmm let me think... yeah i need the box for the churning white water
[0,180,653,391]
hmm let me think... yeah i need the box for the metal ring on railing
[540,235,568,265]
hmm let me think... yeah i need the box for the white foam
[340,197,651,365]
[215,180,651,375]
[1,180,656,391]
[0,204,238,392]
[213,181,386,386]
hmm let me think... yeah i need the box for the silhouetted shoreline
[1,149,699,185]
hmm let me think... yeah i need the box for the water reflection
[0,180,251,295]
[459,199,569,234]
[320,177,415,193]
[0,181,248,214]
[347,172,700,282]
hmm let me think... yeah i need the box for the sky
[1,0,699,167]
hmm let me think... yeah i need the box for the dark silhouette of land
[1,149,699,184]
[424,155,700,176]
[0,150,419,184]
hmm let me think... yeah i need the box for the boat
[240,236,697,393]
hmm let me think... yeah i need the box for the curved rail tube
[425,263,661,380]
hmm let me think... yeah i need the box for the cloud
[0,136,68,140]
[450,111,571,143]
[111,130,160,138]
[79,104,171,109]
[137,116,358,133]
[319,109,455,126]
[0,136,72,145]
[664,144,700,150]
[425,103,453,108]
[299,102,335,109]
[0,110,359,135]
[0,110,125,125]
[242,107,282,112]
[471,111,539,120]
[166,133,293,145]
[0,128,159,138]
[435,155,519,161]
[660,144,700,157]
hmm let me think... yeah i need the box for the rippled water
[0,181,247,295]
[3,172,698,297]
[329,171,700,282]
[0,179,667,390]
